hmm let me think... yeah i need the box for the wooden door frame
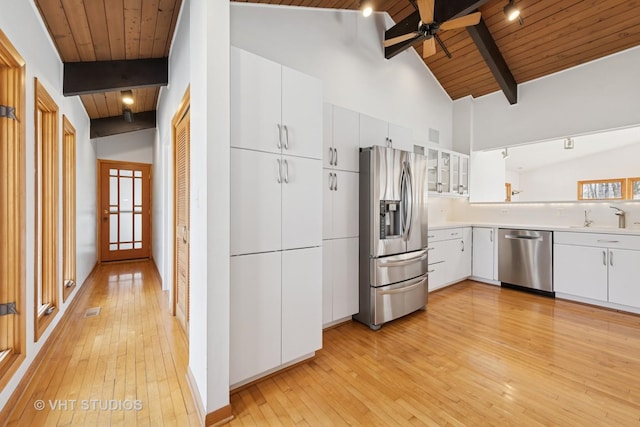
[0,29,26,390]
[172,87,190,320]
[96,159,153,263]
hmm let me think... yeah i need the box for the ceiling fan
[383,0,481,59]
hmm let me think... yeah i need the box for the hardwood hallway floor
[4,260,199,426]
[230,281,640,426]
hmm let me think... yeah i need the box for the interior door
[174,107,190,333]
[99,161,151,262]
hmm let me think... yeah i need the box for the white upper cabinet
[231,47,282,154]
[427,147,469,197]
[231,47,322,159]
[230,149,282,256]
[388,123,413,152]
[323,170,358,240]
[323,103,333,169]
[330,106,360,172]
[359,114,413,152]
[282,66,323,160]
[359,114,389,148]
[281,155,322,250]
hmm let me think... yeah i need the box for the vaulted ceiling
[32,0,640,127]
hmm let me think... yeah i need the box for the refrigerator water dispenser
[380,200,401,239]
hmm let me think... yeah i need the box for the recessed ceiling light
[121,90,134,106]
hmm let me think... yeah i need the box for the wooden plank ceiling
[233,0,640,101]
[33,0,640,116]
[34,0,182,119]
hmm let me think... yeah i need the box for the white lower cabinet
[282,247,322,363]
[230,252,282,385]
[554,244,608,301]
[230,247,322,385]
[428,227,472,291]
[608,248,640,307]
[323,238,359,325]
[554,232,640,311]
[472,227,498,282]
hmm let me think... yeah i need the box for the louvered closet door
[99,161,151,262]
[175,109,190,332]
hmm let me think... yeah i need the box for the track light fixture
[564,137,574,149]
[360,0,373,17]
[504,0,523,24]
[502,148,510,159]
[123,108,134,123]
[121,90,134,106]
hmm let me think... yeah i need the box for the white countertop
[428,222,640,236]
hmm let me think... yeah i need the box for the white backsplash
[428,196,640,229]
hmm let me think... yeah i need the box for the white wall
[0,2,96,411]
[230,4,453,149]
[469,46,640,151]
[95,128,155,164]
[155,0,231,416]
[513,143,640,202]
[154,0,191,293]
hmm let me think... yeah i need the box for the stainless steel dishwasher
[498,229,554,295]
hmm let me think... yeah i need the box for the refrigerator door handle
[406,161,414,238]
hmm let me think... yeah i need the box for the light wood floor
[230,281,640,426]
[4,260,199,426]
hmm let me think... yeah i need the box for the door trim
[172,87,190,326]
[96,159,153,262]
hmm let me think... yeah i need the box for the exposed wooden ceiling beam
[466,17,518,104]
[385,0,492,60]
[90,111,156,139]
[63,58,168,96]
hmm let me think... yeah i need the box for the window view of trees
[578,178,640,200]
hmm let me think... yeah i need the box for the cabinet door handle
[490,230,494,242]
[277,124,282,149]
[283,159,289,183]
[461,240,465,252]
[597,240,620,243]
[328,172,333,191]
[329,147,334,166]
[602,250,607,266]
[334,173,338,191]
[182,225,188,244]
[276,159,282,183]
[610,250,613,266]
[334,148,338,166]
[283,125,289,149]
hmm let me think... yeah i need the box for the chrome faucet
[610,206,626,228]
[584,210,593,227]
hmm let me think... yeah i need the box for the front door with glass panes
[99,161,151,262]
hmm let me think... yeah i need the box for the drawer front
[555,231,640,250]
[373,275,427,325]
[371,249,428,287]
[428,241,447,264]
[429,227,465,242]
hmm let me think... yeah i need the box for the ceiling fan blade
[439,12,481,31]
[383,32,421,47]
[417,0,434,24]
[423,37,436,58]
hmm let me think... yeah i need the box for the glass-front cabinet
[427,147,469,197]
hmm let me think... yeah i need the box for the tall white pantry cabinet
[230,47,323,386]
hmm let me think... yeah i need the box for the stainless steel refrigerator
[353,146,429,330]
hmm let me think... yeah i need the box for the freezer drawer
[371,249,428,287]
[373,274,428,325]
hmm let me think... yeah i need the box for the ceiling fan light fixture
[504,0,520,22]
[360,0,373,17]
[121,90,134,106]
